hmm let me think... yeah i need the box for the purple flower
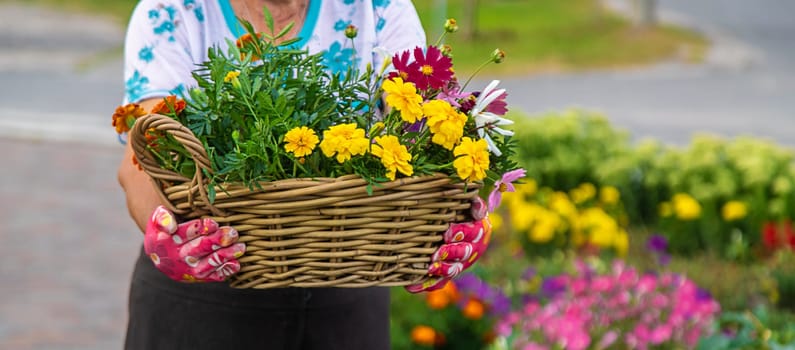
[488,168,527,211]
[647,234,668,253]
[540,276,567,298]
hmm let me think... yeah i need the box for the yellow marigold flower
[371,135,413,180]
[512,202,539,232]
[529,209,559,243]
[382,77,423,123]
[284,126,319,158]
[111,103,147,134]
[411,325,438,346]
[319,123,369,163]
[600,186,621,205]
[223,70,240,83]
[570,183,596,204]
[722,200,748,221]
[424,99,467,150]
[453,137,490,182]
[549,191,577,220]
[672,193,702,220]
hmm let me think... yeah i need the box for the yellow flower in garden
[283,126,319,157]
[424,99,467,150]
[570,183,596,204]
[580,207,619,248]
[223,70,240,82]
[529,209,560,243]
[672,193,702,220]
[549,191,577,220]
[600,186,621,206]
[453,137,490,182]
[382,77,423,123]
[659,201,673,217]
[722,200,748,221]
[512,202,540,232]
[615,230,629,256]
[319,123,369,163]
[489,212,503,232]
[371,135,413,180]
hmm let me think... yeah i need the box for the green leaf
[262,5,275,34]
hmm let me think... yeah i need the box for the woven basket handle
[130,113,221,216]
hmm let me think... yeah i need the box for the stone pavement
[0,138,139,350]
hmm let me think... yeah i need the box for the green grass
[414,0,707,76]
[5,0,707,75]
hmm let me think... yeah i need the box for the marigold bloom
[319,123,369,163]
[462,298,485,320]
[600,186,621,205]
[424,100,467,150]
[722,200,748,221]
[410,325,438,346]
[236,33,263,60]
[453,137,489,182]
[382,77,423,123]
[150,95,187,115]
[371,135,413,180]
[111,103,147,134]
[672,193,701,220]
[284,126,319,157]
[223,70,240,83]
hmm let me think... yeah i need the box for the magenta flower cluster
[495,261,720,350]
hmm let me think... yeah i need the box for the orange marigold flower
[410,325,438,346]
[144,128,160,147]
[426,290,451,310]
[111,103,146,134]
[150,95,187,115]
[462,298,485,320]
[236,33,263,60]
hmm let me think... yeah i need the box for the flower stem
[461,58,493,92]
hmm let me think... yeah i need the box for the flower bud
[444,18,459,33]
[369,122,385,136]
[345,24,358,39]
[491,49,505,64]
[441,44,453,58]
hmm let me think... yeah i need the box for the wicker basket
[130,114,480,288]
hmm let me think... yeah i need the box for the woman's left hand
[405,197,491,293]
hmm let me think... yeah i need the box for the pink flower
[488,168,526,211]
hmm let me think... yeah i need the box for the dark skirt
[125,247,391,350]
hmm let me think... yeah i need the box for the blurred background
[1,0,794,349]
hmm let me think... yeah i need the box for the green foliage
[512,110,795,261]
[698,307,795,350]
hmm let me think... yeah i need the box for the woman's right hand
[144,206,246,282]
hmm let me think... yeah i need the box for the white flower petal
[484,134,502,156]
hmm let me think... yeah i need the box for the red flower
[388,50,413,82]
[408,45,453,90]
[762,221,778,250]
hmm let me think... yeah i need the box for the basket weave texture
[131,114,479,288]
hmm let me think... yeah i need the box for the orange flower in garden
[425,280,461,309]
[411,325,443,346]
[150,95,187,115]
[236,32,263,60]
[462,298,485,320]
[111,103,146,134]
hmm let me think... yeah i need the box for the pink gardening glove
[405,197,492,293]
[144,206,246,282]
